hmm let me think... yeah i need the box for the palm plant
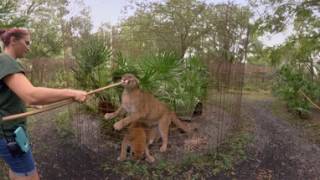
[174,57,208,116]
[111,52,208,117]
[73,34,114,113]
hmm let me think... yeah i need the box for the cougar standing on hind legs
[104,73,193,152]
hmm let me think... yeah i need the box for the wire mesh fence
[8,53,245,179]
[0,7,250,178]
[243,64,275,91]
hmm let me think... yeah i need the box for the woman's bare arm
[4,73,87,105]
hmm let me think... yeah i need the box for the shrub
[111,52,208,116]
[273,64,320,117]
[73,34,112,102]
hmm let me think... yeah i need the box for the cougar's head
[132,143,145,161]
[121,73,140,89]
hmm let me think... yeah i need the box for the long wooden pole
[2,82,122,121]
[300,90,320,111]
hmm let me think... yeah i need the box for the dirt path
[231,96,320,180]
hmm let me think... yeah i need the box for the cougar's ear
[133,76,140,84]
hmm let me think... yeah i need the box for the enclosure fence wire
[23,11,248,179]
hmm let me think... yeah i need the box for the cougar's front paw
[113,121,123,130]
[146,155,155,163]
[160,145,167,152]
[117,156,126,161]
[104,113,114,120]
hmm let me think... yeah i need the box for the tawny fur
[105,73,192,152]
[118,122,157,163]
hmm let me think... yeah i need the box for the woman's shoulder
[0,53,24,79]
[0,53,15,64]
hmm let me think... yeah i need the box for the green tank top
[0,53,26,138]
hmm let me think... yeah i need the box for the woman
[0,28,87,180]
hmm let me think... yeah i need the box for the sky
[77,0,130,26]
[69,0,248,28]
[69,0,287,47]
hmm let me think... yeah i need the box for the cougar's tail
[171,113,192,133]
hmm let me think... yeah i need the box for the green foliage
[54,110,74,138]
[24,0,70,58]
[72,34,207,117]
[120,0,210,58]
[10,0,93,58]
[136,53,185,99]
[154,159,177,175]
[114,161,149,177]
[73,34,112,101]
[175,57,209,115]
[250,0,320,35]
[273,64,320,116]
[119,1,251,61]
[41,69,75,88]
[26,23,64,58]
[250,0,319,116]
[53,69,75,88]
[178,131,251,176]
[207,4,251,62]
[250,0,319,65]
[111,52,139,81]
[111,52,208,116]
[0,0,27,28]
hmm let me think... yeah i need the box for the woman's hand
[69,89,87,102]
